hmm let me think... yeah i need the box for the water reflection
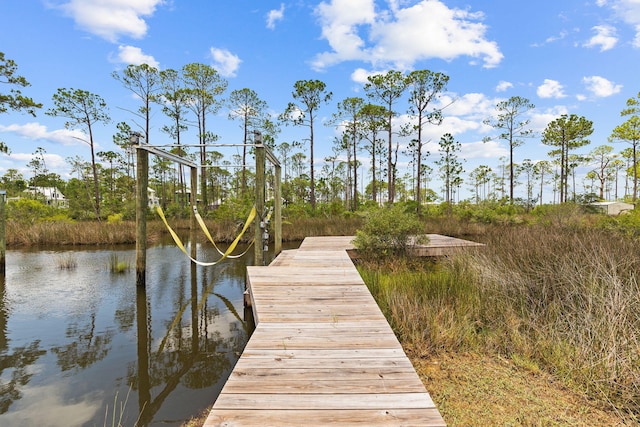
[0,242,290,426]
[0,273,47,415]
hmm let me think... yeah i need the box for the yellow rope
[192,206,254,259]
[193,206,223,254]
[156,205,256,266]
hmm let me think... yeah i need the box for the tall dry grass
[359,222,640,420]
[7,220,140,246]
[475,225,640,418]
[4,215,363,247]
[281,216,363,241]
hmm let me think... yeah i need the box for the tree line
[1,51,640,220]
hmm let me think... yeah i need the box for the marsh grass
[281,215,362,241]
[4,215,363,247]
[358,222,640,422]
[103,388,129,427]
[56,253,77,270]
[109,254,131,273]
[7,220,142,246]
[103,387,143,427]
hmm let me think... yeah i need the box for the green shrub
[283,202,312,219]
[531,202,586,227]
[107,213,123,224]
[163,203,190,219]
[353,205,425,257]
[211,196,253,221]
[7,198,58,224]
[596,207,640,238]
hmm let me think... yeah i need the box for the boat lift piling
[133,130,282,287]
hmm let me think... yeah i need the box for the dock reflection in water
[0,241,287,426]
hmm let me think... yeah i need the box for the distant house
[589,201,635,216]
[26,186,68,208]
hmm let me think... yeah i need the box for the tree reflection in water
[131,251,253,426]
[51,314,115,372]
[0,242,277,426]
[0,275,47,414]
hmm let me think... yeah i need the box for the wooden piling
[136,144,149,287]
[254,131,266,266]
[0,190,5,275]
[190,166,198,259]
[274,163,282,256]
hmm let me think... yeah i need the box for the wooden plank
[222,378,428,394]
[250,306,382,314]
[246,328,399,342]
[250,285,373,296]
[205,409,445,427]
[250,313,388,323]
[239,348,406,359]
[247,276,363,285]
[232,356,415,370]
[254,322,393,331]
[244,336,402,350]
[268,250,297,266]
[248,266,362,276]
[226,368,420,383]
[213,392,436,410]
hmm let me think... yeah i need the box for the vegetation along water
[3,200,640,425]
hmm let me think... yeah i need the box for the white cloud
[0,123,87,146]
[438,115,490,137]
[601,0,640,47]
[10,152,68,171]
[312,0,502,71]
[0,383,99,427]
[116,45,159,68]
[530,106,570,132]
[462,139,508,160]
[537,79,566,99]
[350,67,390,84]
[545,30,569,44]
[582,75,622,97]
[313,0,376,69]
[584,25,618,51]
[55,0,162,42]
[210,47,241,78]
[266,3,285,30]
[438,92,498,121]
[531,29,571,48]
[496,81,513,92]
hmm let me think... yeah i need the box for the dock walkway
[205,236,446,426]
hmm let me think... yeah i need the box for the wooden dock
[205,236,446,426]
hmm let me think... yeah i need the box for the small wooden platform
[205,236,447,426]
[405,234,485,257]
[343,234,485,258]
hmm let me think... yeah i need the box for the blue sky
[1,0,639,201]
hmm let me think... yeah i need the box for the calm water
[0,241,289,427]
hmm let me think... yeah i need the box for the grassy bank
[357,221,639,425]
[4,215,363,247]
